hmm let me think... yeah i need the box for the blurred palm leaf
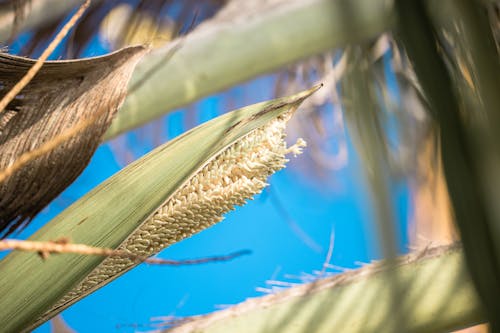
[163,245,484,333]
[395,0,500,329]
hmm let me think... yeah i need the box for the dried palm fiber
[32,104,308,328]
[0,0,30,39]
[9,0,227,57]
[0,45,146,237]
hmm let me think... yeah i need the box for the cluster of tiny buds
[47,113,306,314]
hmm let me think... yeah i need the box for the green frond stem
[105,0,394,139]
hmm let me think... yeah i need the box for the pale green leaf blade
[0,85,320,333]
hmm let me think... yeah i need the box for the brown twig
[0,0,91,115]
[0,238,251,265]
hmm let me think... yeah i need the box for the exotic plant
[0,0,498,332]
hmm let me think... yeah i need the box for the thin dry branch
[319,229,335,277]
[0,238,250,265]
[0,0,90,114]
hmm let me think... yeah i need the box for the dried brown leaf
[0,45,146,236]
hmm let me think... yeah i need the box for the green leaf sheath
[0,86,319,332]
